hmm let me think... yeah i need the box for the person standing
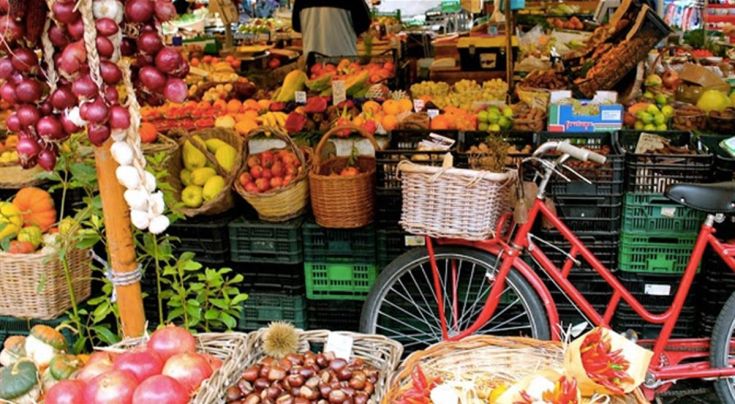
[292,0,371,59]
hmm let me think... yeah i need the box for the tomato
[132,375,188,404]
[146,325,196,362]
[46,380,86,404]
[84,369,139,404]
[114,350,164,382]
[162,352,213,394]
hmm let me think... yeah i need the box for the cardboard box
[547,91,624,132]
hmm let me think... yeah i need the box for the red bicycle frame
[427,195,735,390]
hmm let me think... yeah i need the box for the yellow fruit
[697,89,731,113]
[181,185,203,208]
[398,99,413,113]
[235,119,258,135]
[273,70,307,102]
[180,169,192,186]
[0,202,22,241]
[190,167,217,186]
[202,175,225,201]
[215,115,236,129]
[205,138,229,153]
[215,145,237,171]
[59,217,78,235]
[183,140,206,169]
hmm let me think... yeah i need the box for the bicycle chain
[656,387,714,403]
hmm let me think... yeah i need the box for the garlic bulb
[143,171,156,192]
[130,209,150,230]
[115,165,141,190]
[111,129,127,142]
[111,141,133,166]
[148,215,170,235]
[93,0,124,22]
[124,189,149,211]
[65,107,86,127]
[148,191,165,216]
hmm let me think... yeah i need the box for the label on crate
[332,81,346,105]
[325,332,354,360]
[404,235,426,247]
[660,207,677,218]
[644,284,671,296]
[295,91,307,104]
[427,109,440,118]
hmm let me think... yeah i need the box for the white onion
[124,188,149,210]
[143,171,156,192]
[115,165,141,189]
[110,140,133,165]
[148,215,170,235]
[93,0,124,23]
[130,209,150,230]
[149,191,165,216]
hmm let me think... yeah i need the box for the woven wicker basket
[141,133,179,155]
[234,127,310,222]
[208,329,403,403]
[398,159,516,240]
[101,332,249,404]
[0,248,91,319]
[169,128,243,217]
[0,164,45,189]
[309,125,378,229]
[383,335,647,404]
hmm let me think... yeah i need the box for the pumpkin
[12,187,56,232]
[9,241,36,254]
[0,361,41,403]
[0,336,26,367]
[25,325,66,368]
[43,354,83,391]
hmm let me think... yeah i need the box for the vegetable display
[578,328,634,395]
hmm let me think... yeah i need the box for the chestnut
[299,386,319,401]
[227,386,244,401]
[349,371,366,390]
[319,369,331,384]
[243,366,260,382]
[254,378,270,391]
[268,367,287,381]
[354,392,369,404]
[294,398,310,404]
[328,389,347,403]
[286,353,303,365]
[276,395,294,404]
[319,384,332,397]
[266,386,283,400]
[329,358,347,372]
[336,368,352,381]
[243,394,261,404]
[260,365,271,378]
[316,354,328,368]
[238,380,254,394]
[306,375,320,389]
[286,374,305,388]
[279,358,293,371]
[299,368,315,378]
[364,381,374,395]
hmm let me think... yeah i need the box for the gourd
[0,202,23,241]
[43,354,82,390]
[25,324,66,368]
[12,187,57,232]
[0,336,26,367]
[0,361,41,404]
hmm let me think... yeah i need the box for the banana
[274,112,286,127]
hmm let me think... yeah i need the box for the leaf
[70,162,97,184]
[230,274,244,283]
[93,302,112,323]
[72,337,88,355]
[186,299,201,308]
[232,293,249,305]
[204,309,220,320]
[209,298,229,310]
[183,259,202,271]
[221,312,237,329]
[167,308,185,322]
[186,305,201,321]
[92,325,120,345]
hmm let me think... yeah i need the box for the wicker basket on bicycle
[398,156,516,240]
[383,335,648,404]
[309,125,379,228]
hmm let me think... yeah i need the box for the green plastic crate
[229,217,303,264]
[303,221,376,263]
[304,262,378,300]
[238,293,307,331]
[0,315,71,348]
[622,193,705,234]
[618,231,698,274]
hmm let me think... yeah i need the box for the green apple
[634,121,644,130]
[181,185,203,208]
[643,91,655,100]
[489,123,501,132]
[487,110,500,124]
[502,106,514,118]
[478,122,489,131]
[656,123,668,131]
[661,105,674,118]
[477,111,489,123]
[653,113,665,125]
[643,123,656,131]
[655,94,668,106]
[646,104,660,114]
[498,116,512,130]
[639,112,653,124]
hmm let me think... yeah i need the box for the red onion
[15,79,43,103]
[109,105,131,129]
[0,82,17,104]
[95,18,119,36]
[121,38,136,56]
[104,86,119,104]
[39,101,53,116]
[163,78,187,103]
[139,66,165,91]
[169,62,189,79]
[52,1,80,24]
[88,123,111,146]
[154,0,177,22]
[80,98,109,123]
[125,0,154,22]
[16,105,41,127]
[38,149,58,171]
[71,75,98,99]
[58,41,86,75]
[67,18,85,41]
[154,47,184,75]
[11,48,38,73]
[136,53,154,67]
[0,58,14,80]
[100,61,122,85]
[137,31,163,55]
[16,136,41,158]
[0,16,24,43]
[48,24,69,48]
[8,72,23,85]
[37,116,65,140]
[0,0,8,13]
[61,114,81,134]
[96,36,115,59]
[5,114,20,132]
[50,87,78,110]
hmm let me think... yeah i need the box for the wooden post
[504,0,514,97]
[94,139,145,338]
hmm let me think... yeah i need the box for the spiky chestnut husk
[262,321,299,360]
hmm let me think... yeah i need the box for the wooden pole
[94,139,145,338]
[504,0,514,97]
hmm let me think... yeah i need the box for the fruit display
[0,134,19,164]
[239,149,304,194]
[430,107,478,131]
[626,100,674,131]
[476,105,514,132]
[179,135,237,208]
[512,103,547,132]
[410,79,508,110]
[466,136,532,171]
[671,104,706,131]
[0,187,72,255]
[518,70,569,90]
[307,58,395,94]
[548,16,584,30]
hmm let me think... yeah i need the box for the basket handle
[179,130,231,178]
[241,126,308,171]
[312,125,380,173]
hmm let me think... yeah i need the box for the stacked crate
[168,212,235,265]
[614,131,713,337]
[537,132,624,328]
[699,219,735,334]
[698,135,735,182]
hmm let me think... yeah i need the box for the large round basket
[0,248,91,319]
[169,128,243,217]
[141,133,179,156]
[383,335,648,404]
[234,127,310,222]
[309,125,378,229]
[197,328,403,403]
[398,159,516,240]
[0,163,45,189]
[100,331,249,404]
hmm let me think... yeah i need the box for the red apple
[239,172,252,186]
[271,162,284,177]
[255,178,270,192]
[270,177,284,189]
[250,166,263,179]
[261,168,272,180]
[244,182,259,193]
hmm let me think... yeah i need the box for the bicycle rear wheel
[360,246,550,354]
[711,291,735,404]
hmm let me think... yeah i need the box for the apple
[260,151,274,168]
[271,162,284,177]
[246,155,260,168]
[261,168,272,180]
[244,182,259,193]
[286,165,297,176]
[270,177,284,188]
[283,175,294,186]
[255,178,270,192]
[181,185,203,208]
[250,166,263,179]
[239,172,252,186]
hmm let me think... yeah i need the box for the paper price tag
[324,332,353,360]
[404,235,425,247]
[413,99,425,113]
[427,109,440,118]
[332,80,346,106]
[661,207,677,218]
[645,284,671,296]
[295,91,307,104]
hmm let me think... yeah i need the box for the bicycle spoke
[376,323,438,346]
[392,277,441,329]
[380,297,439,335]
[407,267,443,330]
[377,308,436,338]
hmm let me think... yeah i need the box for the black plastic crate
[613,305,699,338]
[535,230,619,273]
[168,212,233,265]
[229,217,303,264]
[545,272,614,306]
[556,302,608,329]
[617,131,713,193]
[233,263,305,295]
[538,132,625,196]
[619,271,699,308]
[303,221,376,263]
[550,195,622,232]
[377,228,425,268]
[375,188,402,227]
[238,292,307,331]
[698,134,735,181]
[306,300,362,332]
[457,131,535,170]
[376,130,460,190]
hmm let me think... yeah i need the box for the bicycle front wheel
[710,291,735,403]
[360,246,550,353]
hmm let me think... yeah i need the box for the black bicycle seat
[665,182,735,213]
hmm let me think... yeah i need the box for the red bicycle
[360,140,735,401]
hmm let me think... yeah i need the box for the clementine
[139,122,158,143]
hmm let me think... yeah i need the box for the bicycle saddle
[665,182,735,213]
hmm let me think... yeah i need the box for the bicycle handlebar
[533,141,607,164]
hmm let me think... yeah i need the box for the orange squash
[12,187,56,232]
[9,241,35,254]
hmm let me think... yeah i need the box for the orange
[226,99,242,114]
[383,100,400,116]
[213,99,227,111]
[198,100,212,110]
[139,122,158,143]
[244,110,259,120]
[233,113,250,122]
[235,118,258,135]
[352,115,366,127]
[381,114,398,131]
[257,99,272,111]
[243,99,260,111]
[430,115,451,130]
[190,58,200,67]
[362,100,382,115]
[398,99,413,113]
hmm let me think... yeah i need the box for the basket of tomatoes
[235,127,310,222]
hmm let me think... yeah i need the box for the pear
[191,167,217,186]
[180,169,192,186]
[181,186,203,208]
[205,139,229,153]
[202,175,225,201]
[215,144,237,171]
[183,140,207,169]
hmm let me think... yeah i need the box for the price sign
[413,99,425,113]
[332,80,346,105]
[295,91,307,104]
[324,332,354,360]
[427,109,440,118]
